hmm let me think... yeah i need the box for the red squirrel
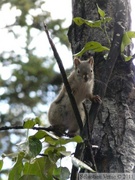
[48,57,101,136]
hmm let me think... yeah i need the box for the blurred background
[0,0,72,178]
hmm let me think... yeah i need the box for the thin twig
[44,23,83,132]
[0,125,54,131]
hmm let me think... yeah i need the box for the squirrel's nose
[83,74,88,82]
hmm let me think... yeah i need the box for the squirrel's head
[74,57,94,82]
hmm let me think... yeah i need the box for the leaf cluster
[73,5,135,61]
[1,118,85,180]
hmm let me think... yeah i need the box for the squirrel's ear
[88,57,94,67]
[74,57,81,68]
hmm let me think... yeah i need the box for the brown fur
[48,57,100,136]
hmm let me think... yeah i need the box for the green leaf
[56,138,71,145]
[121,32,131,52]
[126,31,135,38]
[48,146,70,163]
[121,31,135,52]
[45,146,67,163]
[55,135,83,146]
[43,130,59,139]
[125,56,132,62]
[47,150,60,163]
[73,17,101,28]
[74,41,109,56]
[18,136,42,158]
[28,136,42,158]
[45,146,66,156]
[56,146,66,153]
[34,130,46,139]
[0,159,3,170]
[23,117,40,128]
[19,175,40,180]
[53,167,70,180]
[97,4,106,18]
[8,152,25,180]
[122,54,132,62]
[125,56,132,61]
[45,134,83,147]
[23,158,46,180]
[71,135,83,143]
[23,157,56,180]
[45,136,58,145]
[49,148,65,162]
[44,146,55,155]
[103,17,112,23]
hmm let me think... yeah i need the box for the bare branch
[0,125,54,132]
[44,24,83,132]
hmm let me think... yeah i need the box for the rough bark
[68,0,135,177]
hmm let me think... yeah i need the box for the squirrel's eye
[77,69,80,74]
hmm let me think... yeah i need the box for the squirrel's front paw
[92,95,102,104]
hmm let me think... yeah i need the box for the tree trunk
[68,0,135,177]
